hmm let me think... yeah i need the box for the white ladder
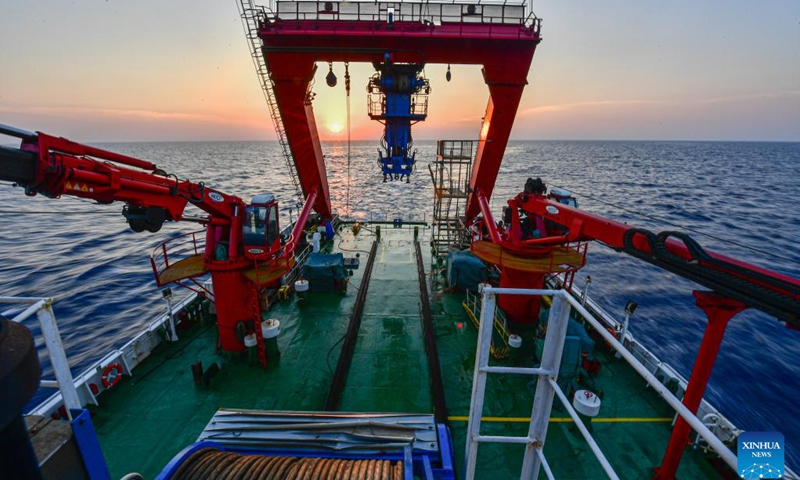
[464,286,620,480]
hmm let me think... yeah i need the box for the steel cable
[167,449,403,480]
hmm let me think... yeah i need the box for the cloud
[0,104,238,125]
[518,90,800,117]
[696,90,800,105]
[518,99,665,116]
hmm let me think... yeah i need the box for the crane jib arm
[0,131,237,226]
[516,193,800,326]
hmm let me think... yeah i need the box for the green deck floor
[339,237,432,414]
[88,226,731,479]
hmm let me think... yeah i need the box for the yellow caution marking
[80,184,89,192]
[447,416,673,423]
[65,181,72,190]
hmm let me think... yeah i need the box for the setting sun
[328,122,343,133]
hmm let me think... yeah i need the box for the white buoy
[244,333,258,348]
[508,334,522,349]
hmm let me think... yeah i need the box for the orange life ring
[102,363,123,388]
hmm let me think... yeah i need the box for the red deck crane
[0,125,318,362]
[468,177,800,478]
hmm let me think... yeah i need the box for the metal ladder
[464,287,570,479]
[237,0,303,205]
[465,286,623,480]
[429,140,473,256]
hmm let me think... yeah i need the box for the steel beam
[262,53,332,218]
[415,242,449,424]
[654,291,747,479]
[466,61,533,220]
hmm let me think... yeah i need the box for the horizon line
[5,138,793,145]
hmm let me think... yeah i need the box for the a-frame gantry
[256,0,541,219]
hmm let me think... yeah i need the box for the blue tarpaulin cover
[303,253,348,292]
[446,251,488,292]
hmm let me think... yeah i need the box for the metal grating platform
[199,410,439,453]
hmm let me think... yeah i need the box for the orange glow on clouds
[2,3,798,142]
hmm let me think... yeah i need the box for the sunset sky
[1,0,798,142]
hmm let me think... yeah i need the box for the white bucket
[573,390,601,417]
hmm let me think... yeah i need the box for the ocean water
[1,140,799,467]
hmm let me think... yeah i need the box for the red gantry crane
[250,0,542,215]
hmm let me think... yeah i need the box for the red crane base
[497,268,545,324]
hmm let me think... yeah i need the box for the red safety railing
[150,230,206,285]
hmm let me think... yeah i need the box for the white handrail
[464,285,742,479]
[561,292,739,471]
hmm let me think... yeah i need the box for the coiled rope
[168,447,404,480]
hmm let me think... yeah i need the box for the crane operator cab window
[549,187,578,208]
[243,194,280,258]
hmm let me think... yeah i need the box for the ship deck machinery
[8,223,799,480]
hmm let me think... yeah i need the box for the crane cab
[243,194,280,259]
[549,187,578,208]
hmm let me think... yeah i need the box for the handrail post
[36,300,81,420]
[162,243,169,269]
[522,292,570,479]
[464,283,497,480]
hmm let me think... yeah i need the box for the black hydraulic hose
[414,241,449,425]
[324,240,379,411]
[655,231,711,262]
[622,227,800,325]
[621,228,658,261]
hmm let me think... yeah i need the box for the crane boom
[3,130,235,231]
